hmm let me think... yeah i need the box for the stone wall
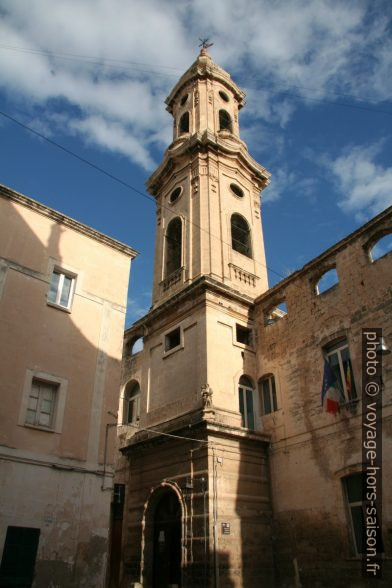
[254,206,392,587]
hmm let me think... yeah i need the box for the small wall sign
[221,522,230,535]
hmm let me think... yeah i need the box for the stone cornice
[120,411,270,455]
[146,130,270,195]
[0,183,138,258]
[125,275,255,337]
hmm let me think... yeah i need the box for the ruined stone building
[0,184,137,587]
[115,50,392,588]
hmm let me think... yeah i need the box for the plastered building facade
[116,50,392,588]
[0,185,137,587]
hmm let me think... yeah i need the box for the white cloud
[0,0,391,169]
[262,168,296,203]
[325,142,392,218]
[68,115,156,170]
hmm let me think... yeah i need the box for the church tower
[118,47,274,588]
[148,46,270,308]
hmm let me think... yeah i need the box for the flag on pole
[346,362,353,400]
[321,360,342,415]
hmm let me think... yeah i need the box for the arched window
[179,112,189,134]
[238,375,255,429]
[231,214,252,258]
[165,217,182,277]
[124,381,140,425]
[219,109,232,132]
[369,233,392,262]
[129,336,144,355]
[316,268,339,295]
[258,375,278,415]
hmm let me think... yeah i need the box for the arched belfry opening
[219,109,232,132]
[143,486,183,588]
[165,217,182,277]
[179,111,189,134]
[231,213,252,258]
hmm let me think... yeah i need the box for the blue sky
[0,0,391,327]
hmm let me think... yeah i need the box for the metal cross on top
[199,38,213,50]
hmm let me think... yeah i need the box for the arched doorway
[152,490,182,587]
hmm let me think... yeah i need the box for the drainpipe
[101,421,117,491]
[212,446,219,588]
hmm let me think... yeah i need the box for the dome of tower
[165,48,245,114]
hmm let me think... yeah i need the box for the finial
[199,38,213,55]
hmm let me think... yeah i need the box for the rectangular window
[236,324,252,346]
[165,327,181,352]
[47,269,75,310]
[259,375,278,415]
[344,474,364,555]
[343,474,384,556]
[113,484,125,521]
[0,526,40,586]
[326,340,357,403]
[25,378,58,429]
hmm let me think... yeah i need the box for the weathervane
[199,38,213,51]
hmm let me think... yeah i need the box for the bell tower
[147,46,271,308]
[120,48,274,588]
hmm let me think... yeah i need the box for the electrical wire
[127,422,210,444]
[1,43,391,116]
[0,107,286,280]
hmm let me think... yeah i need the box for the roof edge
[0,184,138,258]
[255,205,392,304]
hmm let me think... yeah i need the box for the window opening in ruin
[316,268,339,294]
[369,233,392,262]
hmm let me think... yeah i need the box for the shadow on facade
[0,198,124,587]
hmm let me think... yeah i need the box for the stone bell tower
[148,46,270,308]
[118,47,274,588]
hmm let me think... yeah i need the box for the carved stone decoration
[191,177,199,196]
[208,91,213,104]
[209,165,219,182]
[201,384,213,408]
[156,205,162,225]
[229,263,259,287]
[194,90,199,106]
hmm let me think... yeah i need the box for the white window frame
[19,369,68,433]
[325,340,356,403]
[47,268,76,311]
[343,474,364,556]
[124,383,141,425]
[238,377,256,430]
